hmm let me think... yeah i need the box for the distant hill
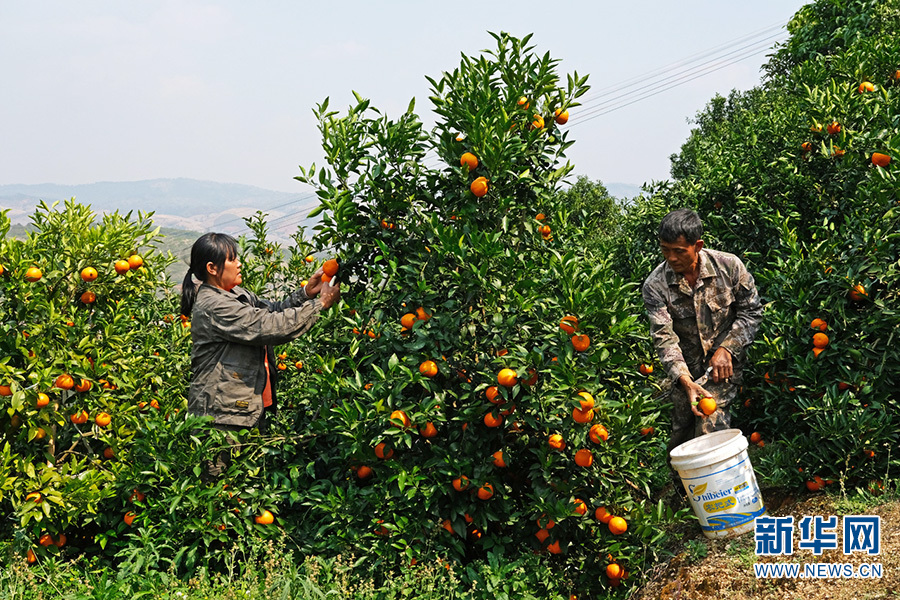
[0,178,319,242]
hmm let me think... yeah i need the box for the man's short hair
[659,208,703,244]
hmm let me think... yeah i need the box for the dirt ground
[634,487,899,600]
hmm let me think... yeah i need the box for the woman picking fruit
[180,233,340,480]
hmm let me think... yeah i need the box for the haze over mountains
[0,178,320,241]
[0,178,643,241]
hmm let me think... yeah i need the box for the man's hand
[679,375,712,417]
[710,347,733,383]
[304,267,325,298]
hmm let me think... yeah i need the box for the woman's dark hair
[658,208,703,244]
[180,233,239,317]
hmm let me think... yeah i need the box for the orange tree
[629,0,899,490]
[0,201,273,572]
[274,33,676,597]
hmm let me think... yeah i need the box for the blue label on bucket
[701,506,767,532]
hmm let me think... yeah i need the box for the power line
[187,20,789,241]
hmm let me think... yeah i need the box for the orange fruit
[124,512,136,526]
[858,81,875,93]
[608,516,627,535]
[52,373,73,390]
[305,255,315,263]
[548,434,565,450]
[698,396,717,416]
[573,498,587,516]
[812,332,829,348]
[103,447,115,459]
[470,177,489,198]
[322,259,339,277]
[295,361,304,370]
[826,121,841,135]
[595,506,612,523]
[356,465,373,480]
[492,450,506,467]
[571,334,590,352]
[801,141,812,153]
[535,212,546,221]
[485,385,502,404]
[639,363,654,376]
[54,534,66,548]
[806,479,822,492]
[484,412,503,428]
[531,114,545,130]
[554,108,569,124]
[27,548,37,564]
[254,509,275,525]
[589,423,609,444]
[535,528,550,543]
[276,362,287,371]
[517,96,529,108]
[576,391,594,411]
[871,152,891,167]
[547,540,562,554]
[80,267,98,282]
[810,318,827,331]
[442,519,455,534]
[863,449,875,458]
[497,368,518,388]
[539,224,552,237]
[477,482,494,500]
[26,492,42,503]
[559,315,579,334]
[749,432,762,444]
[70,410,89,425]
[80,290,97,304]
[572,407,594,424]
[460,152,478,171]
[24,267,43,282]
[95,412,111,427]
[640,426,655,436]
[574,449,593,467]
[419,422,438,438]
[127,254,143,269]
[606,563,623,579]
[452,476,470,492]
[419,360,438,378]
[375,442,394,460]
[36,393,50,408]
[149,399,160,409]
[33,427,46,440]
[415,306,431,321]
[848,284,868,302]
[389,410,410,429]
[0,385,11,396]
[523,368,538,386]
[401,313,417,329]
[74,379,92,392]
[114,259,131,275]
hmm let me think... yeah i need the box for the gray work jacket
[188,283,322,427]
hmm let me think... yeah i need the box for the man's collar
[664,249,713,286]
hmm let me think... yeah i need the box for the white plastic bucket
[669,429,766,539]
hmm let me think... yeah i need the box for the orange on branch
[698,396,717,416]
[497,368,518,388]
[574,449,594,467]
[460,152,478,170]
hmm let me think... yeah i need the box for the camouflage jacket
[641,248,763,383]
[188,283,322,427]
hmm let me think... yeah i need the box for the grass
[0,538,576,600]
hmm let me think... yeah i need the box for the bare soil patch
[635,487,898,600]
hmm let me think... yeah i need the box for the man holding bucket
[641,208,763,487]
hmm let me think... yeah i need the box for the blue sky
[1,1,808,195]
